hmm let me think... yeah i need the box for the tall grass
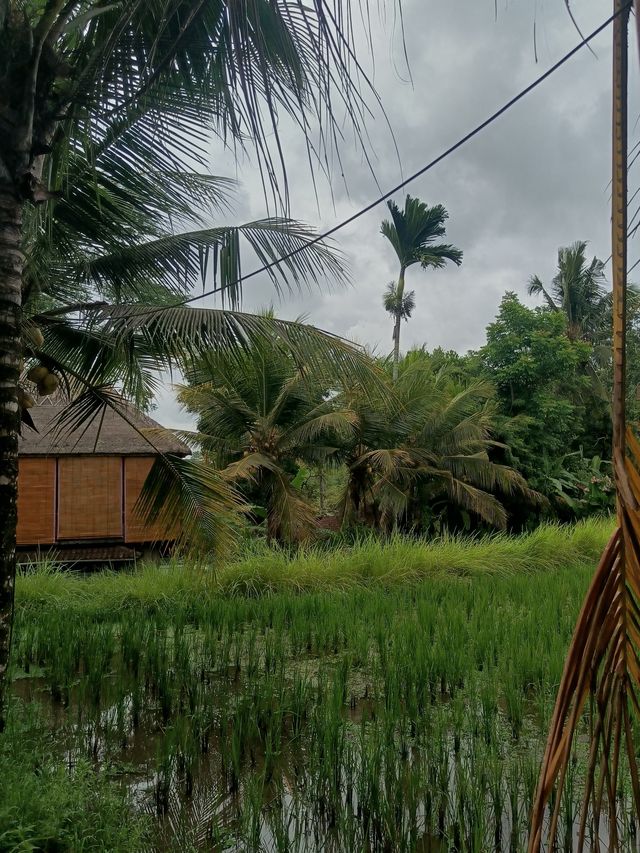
[16,517,613,615]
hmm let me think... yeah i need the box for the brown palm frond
[527,432,640,851]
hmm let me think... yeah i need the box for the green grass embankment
[16,517,613,617]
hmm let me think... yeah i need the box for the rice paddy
[6,518,635,851]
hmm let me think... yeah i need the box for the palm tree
[175,340,357,543]
[381,196,462,381]
[22,302,381,559]
[337,363,539,532]
[15,120,379,560]
[0,0,401,727]
[527,241,606,341]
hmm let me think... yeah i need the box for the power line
[137,5,628,315]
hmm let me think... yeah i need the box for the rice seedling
[6,518,635,851]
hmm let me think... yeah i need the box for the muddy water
[13,673,450,851]
[9,647,628,852]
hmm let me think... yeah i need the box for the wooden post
[612,0,628,460]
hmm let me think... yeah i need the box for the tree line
[170,235,622,546]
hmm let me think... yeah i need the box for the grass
[7,516,631,852]
[16,517,614,615]
[0,701,149,852]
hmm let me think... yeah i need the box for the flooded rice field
[10,567,639,851]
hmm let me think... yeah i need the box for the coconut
[27,364,49,383]
[38,372,59,396]
[27,325,45,349]
[19,389,35,409]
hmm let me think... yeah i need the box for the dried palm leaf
[528,431,640,850]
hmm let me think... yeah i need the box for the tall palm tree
[174,340,357,543]
[381,196,462,381]
[527,241,607,341]
[0,0,401,728]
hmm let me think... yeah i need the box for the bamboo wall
[124,457,169,543]
[16,455,171,546]
[16,458,56,545]
[57,457,123,540]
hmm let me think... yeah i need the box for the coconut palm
[527,241,607,341]
[20,160,353,426]
[338,364,539,532]
[0,0,401,727]
[23,301,382,561]
[175,340,357,543]
[16,122,377,559]
[381,196,462,381]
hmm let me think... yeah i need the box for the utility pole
[611,0,628,461]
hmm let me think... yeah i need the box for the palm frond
[140,425,208,450]
[382,281,415,321]
[444,453,542,504]
[222,450,279,481]
[442,474,508,529]
[529,429,640,851]
[29,312,160,409]
[527,274,559,310]
[99,303,390,396]
[282,409,358,447]
[43,387,125,445]
[528,242,607,341]
[180,396,256,449]
[74,218,347,307]
[361,447,416,478]
[222,451,316,542]
[418,244,463,269]
[381,196,462,270]
[372,476,413,520]
[51,0,398,209]
[266,468,318,543]
[137,454,244,556]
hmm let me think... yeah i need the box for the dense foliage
[178,342,351,543]
[478,292,611,517]
[179,335,541,543]
[173,238,622,543]
[470,243,628,522]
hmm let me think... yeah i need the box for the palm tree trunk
[318,463,326,514]
[0,182,23,732]
[392,267,406,382]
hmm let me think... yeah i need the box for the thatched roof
[19,402,190,457]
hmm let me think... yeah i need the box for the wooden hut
[17,402,189,562]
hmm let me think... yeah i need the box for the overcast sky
[155,0,639,427]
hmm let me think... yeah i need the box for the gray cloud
[156,1,634,426]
